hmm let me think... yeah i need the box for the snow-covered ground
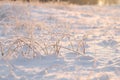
[0,2,120,80]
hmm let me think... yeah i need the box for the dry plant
[0,2,88,60]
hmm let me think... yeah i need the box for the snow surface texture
[0,2,120,80]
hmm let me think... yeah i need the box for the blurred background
[0,0,120,5]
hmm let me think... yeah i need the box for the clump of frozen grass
[0,2,88,60]
[4,37,39,59]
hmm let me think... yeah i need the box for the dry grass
[0,1,118,59]
[0,2,120,80]
[0,2,88,59]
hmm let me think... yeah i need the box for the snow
[0,2,120,80]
